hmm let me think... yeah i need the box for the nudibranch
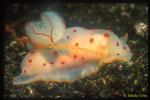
[12,11,132,85]
[13,27,132,85]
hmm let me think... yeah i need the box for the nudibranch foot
[40,63,99,83]
[13,63,99,85]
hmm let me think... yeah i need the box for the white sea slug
[12,11,132,85]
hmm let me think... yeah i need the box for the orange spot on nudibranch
[104,33,110,37]
[28,59,32,63]
[50,61,54,64]
[75,43,79,46]
[61,61,65,64]
[73,55,77,59]
[43,63,46,66]
[81,57,85,60]
[23,69,26,73]
[89,38,94,43]
[73,29,76,32]
[31,50,35,54]
[123,47,126,49]
[53,51,58,55]
[67,35,69,39]
[116,42,119,46]
[116,53,120,56]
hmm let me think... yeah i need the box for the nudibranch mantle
[57,27,132,63]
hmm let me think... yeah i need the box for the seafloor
[4,3,148,98]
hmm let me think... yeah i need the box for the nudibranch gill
[12,11,132,85]
[24,11,66,49]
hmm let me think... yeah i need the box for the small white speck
[130,4,135,9]
[144,74,148,77]
[19,52,27,57]
[9,41,17,47]
[118,65,123,70]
